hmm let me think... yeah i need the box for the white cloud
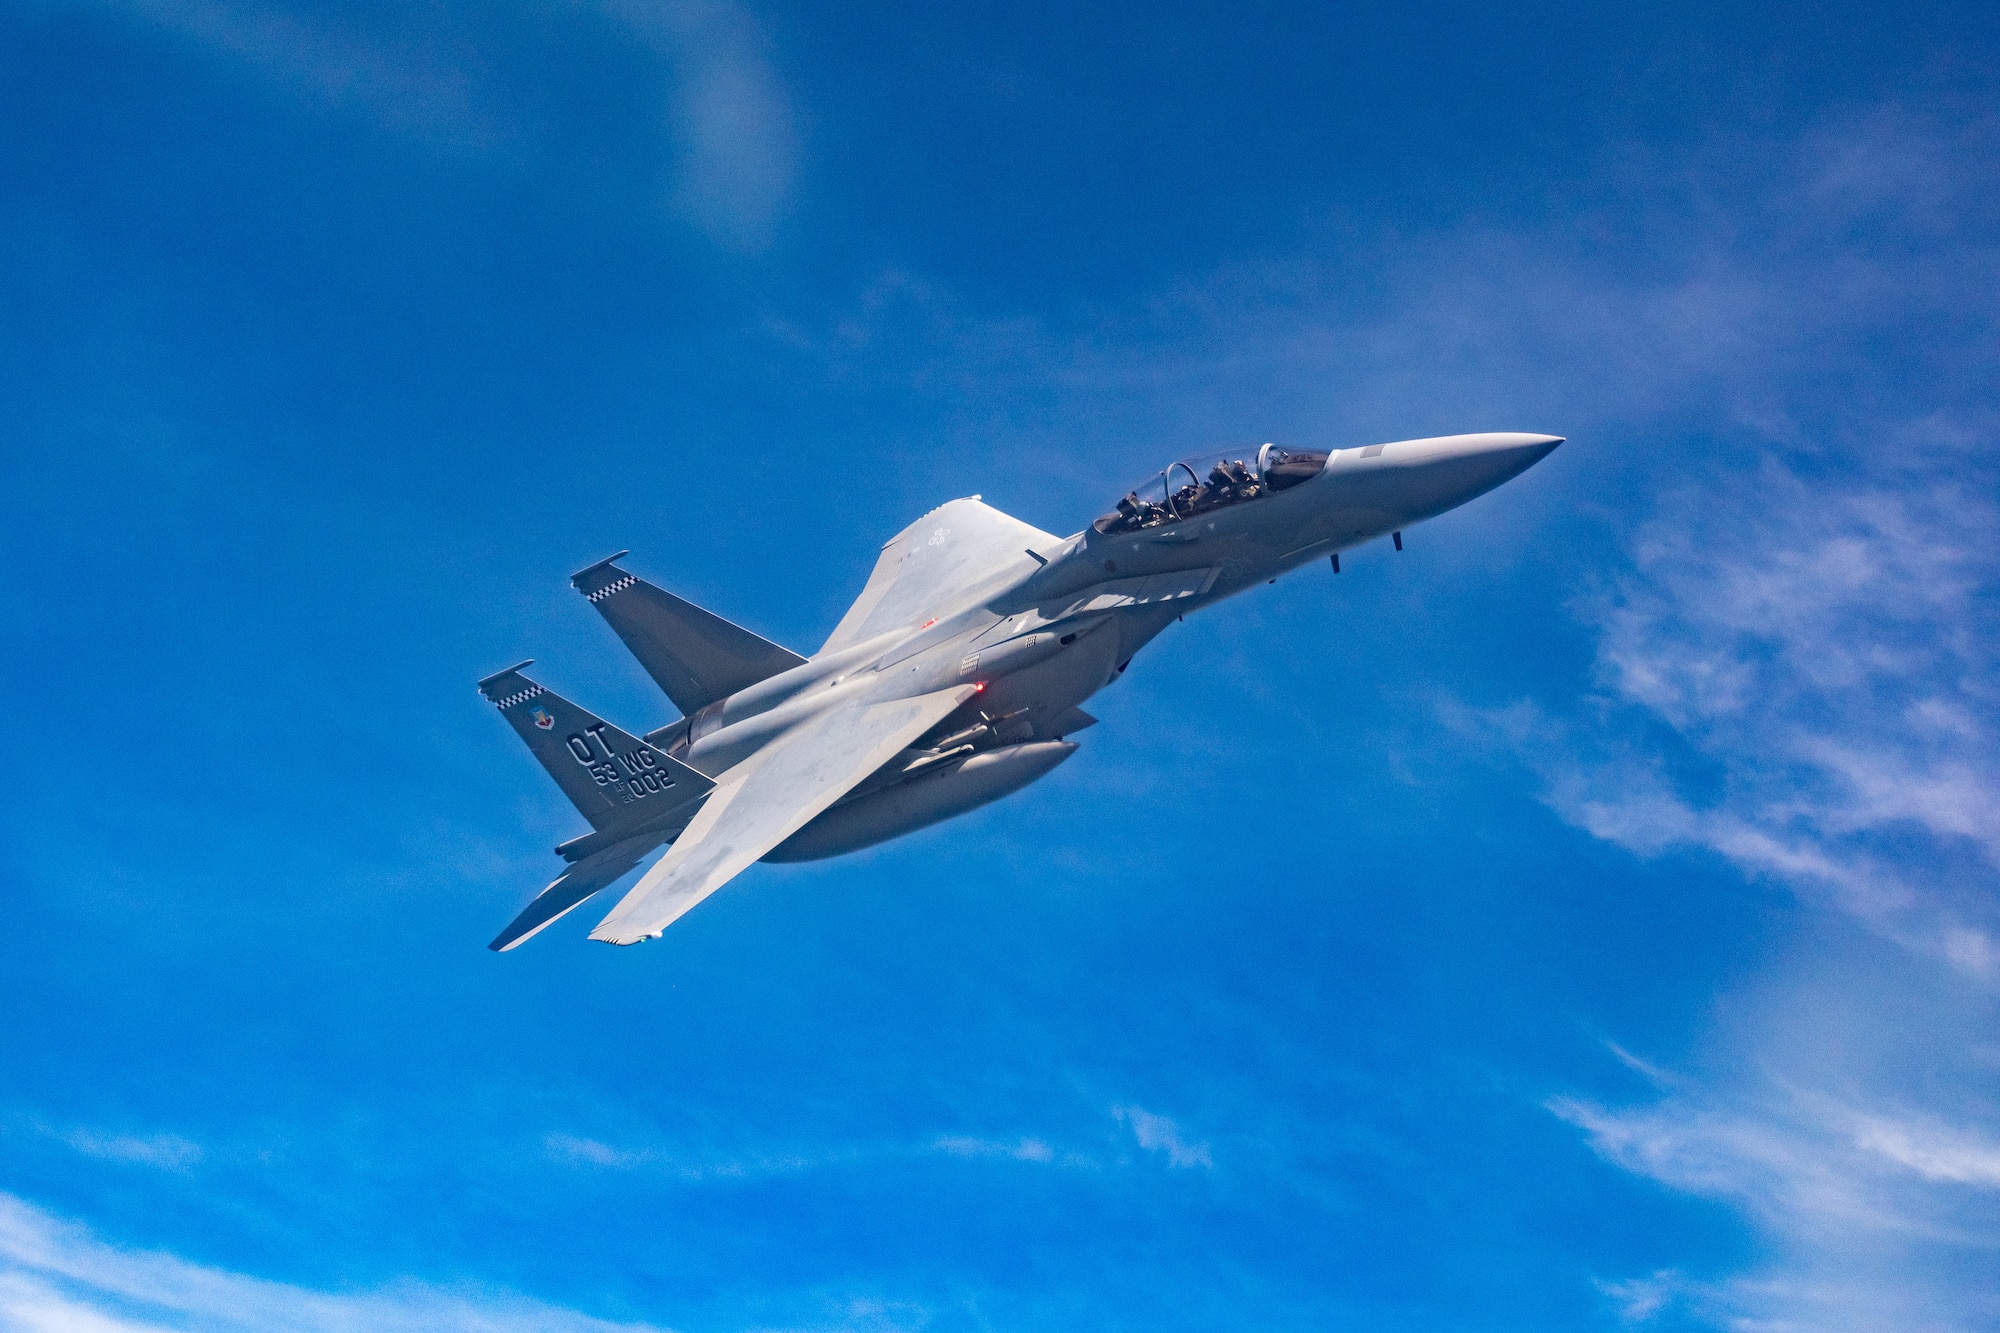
[82,0,797,245]
[1850,1115,2000,1189]
[0,1192,665,1333]
[545,1132,651,1170]
[1112,1106,1211,1169]
[544,1127,1089,1176]
[6,1115,203,1174]
[58,1131,201,1173]
[930,1135,1056,1164]
[601,0,798,247]
[94,0,491,146]
[1553,1068,2000,1331]
[1461,460,2000,976]
[542,1130,815,1179]
[1603,1041,1680,1090]
[1324,107,2000,1332]
[1595,1270,1684,1323]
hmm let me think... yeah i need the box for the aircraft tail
[476,662,714,838]
[489,834,659,952]
[571,554,807,717]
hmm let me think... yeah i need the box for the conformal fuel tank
[763,741,1077,863]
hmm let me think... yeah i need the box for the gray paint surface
[480,432,1562,948]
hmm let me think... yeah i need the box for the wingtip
[570,551,632,585]
[488,920,543,952]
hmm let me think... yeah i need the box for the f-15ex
[478,432,1561,950]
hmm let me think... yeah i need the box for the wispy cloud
[8,1113,204,1174]
[1603,1041,1680,1090]
[930,1134,1057,1164]
[0,1191,664,1333]
[57,1129,202,1173]
[1553,1071,2000,1330]
[1446,453,2000,976]
[601,0,798,247]
[93,0,493,146]
[1113,1105,1212,1169]
[545,1132,654,1170]
[1343,106,2000,1331]
[1347,112,2000,978]
[543,1130,822,1179]
[543,1126,1088,1177]
[1850,1114,2000,1189]
[765,107,2000,521]
[81,0,798,244]
[541,1103,1217,1179]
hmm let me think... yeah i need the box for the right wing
[589,685,978,944]
[822,498,1061,653]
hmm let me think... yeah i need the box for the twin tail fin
[481,554,802,949]
[572,554,805,717]
[476,662,714,840]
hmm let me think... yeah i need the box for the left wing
[589,685,978,944]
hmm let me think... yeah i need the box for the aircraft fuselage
[477,431,1562,947]
[657,432,1561,860]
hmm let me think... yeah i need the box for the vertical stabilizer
[476,662,713,836]
[572,554,806,717]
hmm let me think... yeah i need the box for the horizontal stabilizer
[490,835,659,952]
[476,663,713,837]
[572,555,806,717]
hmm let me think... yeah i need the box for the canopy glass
[1094,444,1330,535]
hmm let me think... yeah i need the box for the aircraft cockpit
[1093,444,1331,535]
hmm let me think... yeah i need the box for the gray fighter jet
[478,431,1561,949]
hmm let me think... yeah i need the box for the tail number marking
[566,724,678,804]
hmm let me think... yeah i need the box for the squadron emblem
[529,705,555,730]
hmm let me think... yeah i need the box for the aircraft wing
[822,498,1061,653]
[589,684,979,944]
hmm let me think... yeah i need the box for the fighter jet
[477,431,1561,950]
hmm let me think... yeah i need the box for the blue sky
[2,1,1997,1329]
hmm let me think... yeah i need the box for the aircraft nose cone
[1478,432,1564,464]
[1429,432,1563,494]
[1344,431,1564,520]
[1458,431,1562,477]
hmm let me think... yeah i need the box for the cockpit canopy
[1093,444,1331,535]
